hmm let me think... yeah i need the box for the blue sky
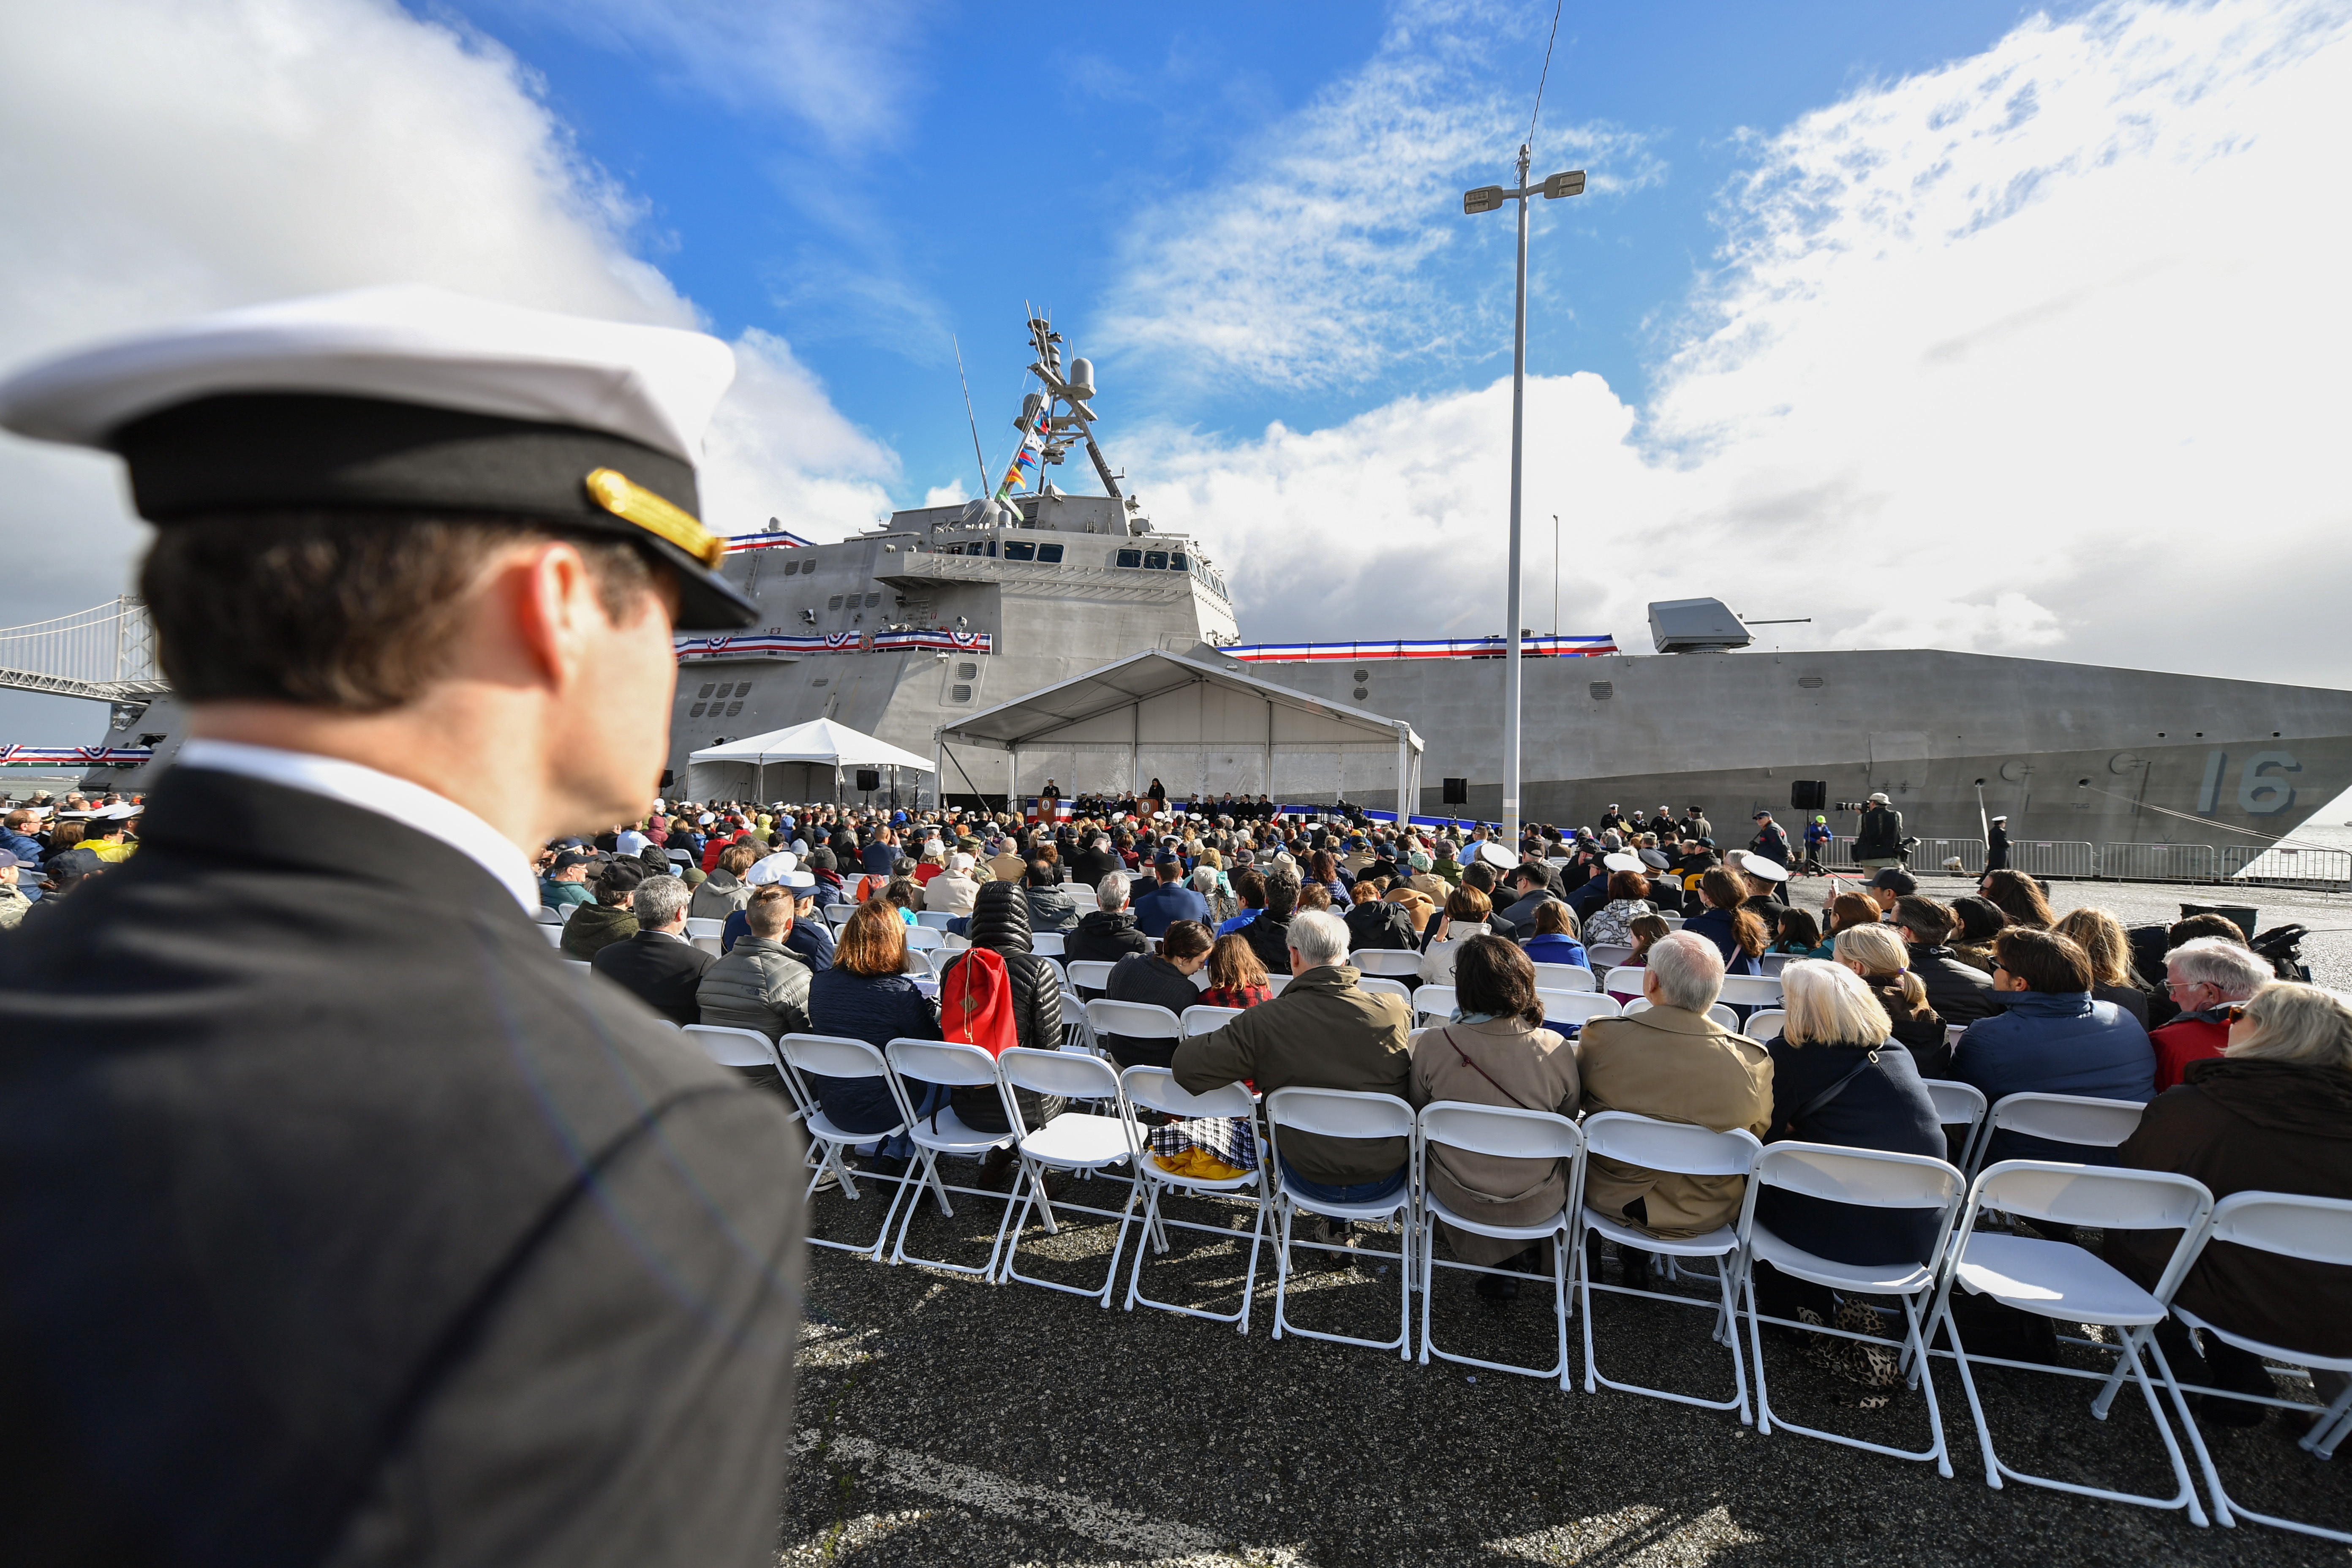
[4,0,2350,752]
[442,0,2092,498]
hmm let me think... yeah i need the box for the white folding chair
[1120,1067,1269,1332]
[1066,960,1116,998]
[1085,999,1183,1070]
[535,905,564,925]
[562,958,592,974]
[903,925,944,952]
[825,903,859,928]
[1589,944,1635,969]
[1350,949,1424,977]
[924,947,962,979]
[1180,1004,1245,1038]
[1658,916,1685,931]
[2152,1192,2352,1541]
[1759,952,1794,977]
[1735,1143,1968,1473]
[882,1038,1021,1279]
[1621,999,1741,1031]
[1067,888,1100,911]
[1358,976,1413,1002]
[1971,1092,2148,1176]
[1265,974,1291,996]
[941,931,971,950]
[1577,1111,1763,1421]
[1537,990,1620,1029]
[1532,963,1597,993]
[915,909,956,929]
[681,1022,779,1072]
[1264,1086,1418,1357]
[773,1033,920,1261]
[1416,1102,1583,1387]
[1944,1021,1968,1052]
[539,923,566,947]
[684,916,727,942]
[995,1047,1143,1305]
[1718,974,1783,1008]
[1602,965,1646,996]
[557,902,577,923]
[1928,1162,2216,1524]
[1031,931,1067,957]
[1744,1008,1787,1041]
[1413,984,1459,1025]
[1921,1080,1988,1171]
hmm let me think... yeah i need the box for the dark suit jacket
[0,768,801,1567]
[592,928,717,1024]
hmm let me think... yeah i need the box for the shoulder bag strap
[1441,1026,1545,1113]
[1788,1047,1882,1129]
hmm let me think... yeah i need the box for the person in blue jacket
[1953,926,2153,1165]
[1132,852,1210,936]
[1519,900,1589,970]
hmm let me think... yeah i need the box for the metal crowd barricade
[2009,841,2096,879]
[2224,844,2352,885]
[1908,838,1987,875]
[2096,843,2218,883]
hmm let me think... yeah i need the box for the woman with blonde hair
[1832,922,1948,1075]
[2052,906,2151,1027]
[1749,960,1949,1376]
[2108,982,2352,1424]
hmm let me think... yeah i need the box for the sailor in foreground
[0,287,803,1566]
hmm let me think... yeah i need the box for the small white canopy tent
[686,718,935,806]
[934,650,1423,815]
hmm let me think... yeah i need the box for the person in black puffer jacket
[1065,873,1152,964]
[1242,867,1301,975]
[1342,882,1418,952]
[944,881,1066,1183]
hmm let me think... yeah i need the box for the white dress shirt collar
[173,738,539,913]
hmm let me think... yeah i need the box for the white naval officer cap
[0,286,757,630]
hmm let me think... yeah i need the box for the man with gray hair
[592,872,716,1026]
[2152,936,2276,1092]
[1066,871,1151,963]
[1574,931,1772,1288]
[1174,909,1413,1251]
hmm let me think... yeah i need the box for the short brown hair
[141,513,656,710]
[744,885,792,938]
[1162,920,1213,961]
[835,901,909,977]
[1606,870,1648,901]
[1446,885,1492,922]
[1995,927,2093,994]
[1451,935,1542,1027]
[719,843,759,876]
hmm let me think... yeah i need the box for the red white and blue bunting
[0,745,154,766]
[1223,635,1617,663]
[675,629,993,662]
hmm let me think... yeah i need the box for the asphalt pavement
[779,1165,2351,1565]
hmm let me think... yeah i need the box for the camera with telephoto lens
[1835,800,1870,812]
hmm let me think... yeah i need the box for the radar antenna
[990,312,1124,506]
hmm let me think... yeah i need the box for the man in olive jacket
[1172,910,1412,1192]
[1576,932,1772,1239]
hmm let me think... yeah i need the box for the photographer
[1854,792,1905,871]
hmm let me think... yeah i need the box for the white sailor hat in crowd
[1602,851,1642,874]
[1990,814,2008,822]
[0,286,757,630]
[1731,849,1791,883]
[1476,841,1516,871]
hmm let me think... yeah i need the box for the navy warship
[12,316,2352,865]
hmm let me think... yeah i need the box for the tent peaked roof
[935,650,1421,752]
[688,718,934,772]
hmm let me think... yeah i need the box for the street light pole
[1464,162,1583,850]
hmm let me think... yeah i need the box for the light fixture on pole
[1463,160,1583,847]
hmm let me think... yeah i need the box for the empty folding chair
[1065,959,1115,1000]
[1928,1161,2216,1524]
[2148,1191,2352,1541]
[1085,1000,1183,1072]
[773,1033,921,1261]
[1920,1080,1988,1172]
[1588,944,1635,969]
[1971,1092,2148,1176]
[683,916,726,942]
[1538,991,1620,1030]
[1265,974,1291,997]
[1180,1004,1244,1040]
[1350,950,1424,979]
[558,903,576,923]
[1718,974,1783,1009]
[1734,1143,1968,1474]
[1031,931,1066,957]
[995,1046,1143,1304]
[1531,963,1598,994]
[1759,952,1793,977]
[1413,984,1459,1026]
[903,926,944,952]
[1416,1101,1583,1386]
[916,909,956,930]
[1120,1066,1270,1332]
[882,1037,1022,1280]
[1577,1111,1764,1421]
[535,905,564,925]
[1264,1086,1418,1358]
[1658,916,1685,931]
[1358,976,1413,1003]
[941,931,971,951]
[539,923,566,947]
[1744,1008,1787,1042]
[1602,965,1646,997]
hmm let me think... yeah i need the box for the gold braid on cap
[584,468,724,569]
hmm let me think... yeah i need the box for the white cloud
[1098,0,1659,395]
[1132,0,2352,689]
[479,0,932,150]
[0,0,896,644]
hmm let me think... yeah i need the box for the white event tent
[686,718,935,806]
